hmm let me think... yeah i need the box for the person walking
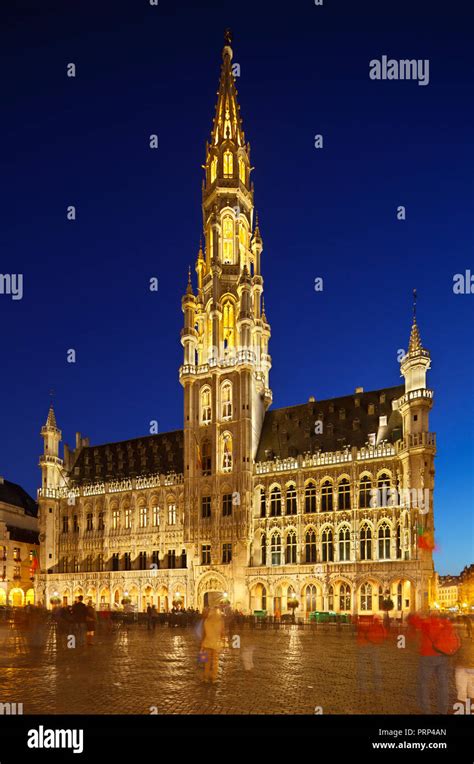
[71,595,88,648]
[410,612,460,714]
[201,607,225,684]
[86,600,96,646]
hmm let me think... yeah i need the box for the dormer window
[368,403,375,415]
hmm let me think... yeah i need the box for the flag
[30,549,39,574]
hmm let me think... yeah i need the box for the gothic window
[222,299,235,346]
[286,531,297,564]
[125,507,131,528]
[377,472,391,507]
[201,545,211,565]
[222,216,234,263]
[86,513,93,531]
[286,484,297,515]
[305,530,317,563]
[261,533,267,565]
[239,222,247,251]
[304,481,316,513]
[221,432,233,472]
[360,524,372,560]
[271,533,281,566]
[378,522,391,560]
[238,156,246,184]
[321,480,333,512]
[222,543,232,564]
[305,585,317,612]
[338,526,351,561]
[322,528,334,562]
[222,494,232,517]
[62,516,68,534]
[223,150,233,177]
[202,441,211,476]
[201,386,212,425]
[359,476,372,509]
[112,510,119,530]
[221,381,232,420]
[397,582,402,610]
[328,585,334,611]
[202,496,211,519]
[139,506,148,528]
[152,506,160,527]
[210,156,217,183]
[338,478,351,510]
[98,512,104,530]
[269,486,282,517]
[260,488,266,518]
[339,583,351,611]
[168,504,177,525]
[360,583,372,611]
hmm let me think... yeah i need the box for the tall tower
[180,32,271,609]
[38,403,64,578]
[396,293,436,609]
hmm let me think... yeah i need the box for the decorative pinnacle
[186,266,194,295]
[224,28,232,46]
[408,289,423,354]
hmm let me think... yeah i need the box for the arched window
[223,150,233,177]
[360,583,372,611]
[261,534,267,566]
[286,531,297,564]
[222,433,232,472]
[397,582,402,610]
[238,157,246,184]
[221,381,232,420]
[305,481,316,513]
[338,478,351,510]
[222,216,234,264]
[269,486,282,517]
[321,481,333,512]
[338,527,351,561]
[359,476,372,508]
[222,300,235,346]
[200,387,211,425]
[286,484,297,515]
[328,585,334,611]
[378,522,391,560]
[305,585,317,612]
[271,533,281,566]
[260,488,266,518]
[210,156,217,183]
[239,222,247,251]
[396,524,402,559]
[360,524,372,560]
[322,528,334,562]
[201,441,211,476]
[339,583,351,611]
[305,530,317,563]
[377,473,391,508]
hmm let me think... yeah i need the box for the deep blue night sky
[1,0,473,575]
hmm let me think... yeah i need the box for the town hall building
[36,34,436,618]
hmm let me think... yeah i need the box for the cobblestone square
[1,621,472,715]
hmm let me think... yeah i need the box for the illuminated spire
[210,29,245,148]
[408,289,423,354]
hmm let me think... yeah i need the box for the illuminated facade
[0,478,39,607]
[36,35,436,617]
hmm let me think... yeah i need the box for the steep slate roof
[69,430,184,484]
[6,526,39,544]
[256,385,405,463]
[0,479,38,517]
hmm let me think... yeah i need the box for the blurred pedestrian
[71,595,88,648]
[86,600,96,646]
[201,607,225,684]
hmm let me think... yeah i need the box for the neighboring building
[459,564,474,610]
[436,575,459,610]
[35,33,436,617]
[0,477,39,607]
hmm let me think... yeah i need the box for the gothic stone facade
[36,37,436,618]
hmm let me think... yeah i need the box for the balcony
[396,432,436,452]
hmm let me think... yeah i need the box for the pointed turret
[39,400,63,491]
[210,29,245,148]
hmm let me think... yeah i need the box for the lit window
[152,506,160,527]
[321,481,333,512]
[286,532,297,563]
[286,484,297,515]
[222,433,233,472]
[139,506,148,528]
[221,382,232,419]
[269,486,282,517]
[125,508,131,528]
[360,583,372,611]
[201,387,212,425]
[222,217,234,263]
[271,533,281,566]
[223,150,233,177]
[238,157,245,183]
[305,530,317,563]
[112,510,119,530]
[210,156,217,183]
[339,584,351,611]
[338,526,351,561]
[222,300,235,347]
[305,482,316,513]
[322,528,333,562]
[338,479,351,510]
[168,504,177,525]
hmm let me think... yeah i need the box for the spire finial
[224,28,232,46]
[413,288,417,321]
